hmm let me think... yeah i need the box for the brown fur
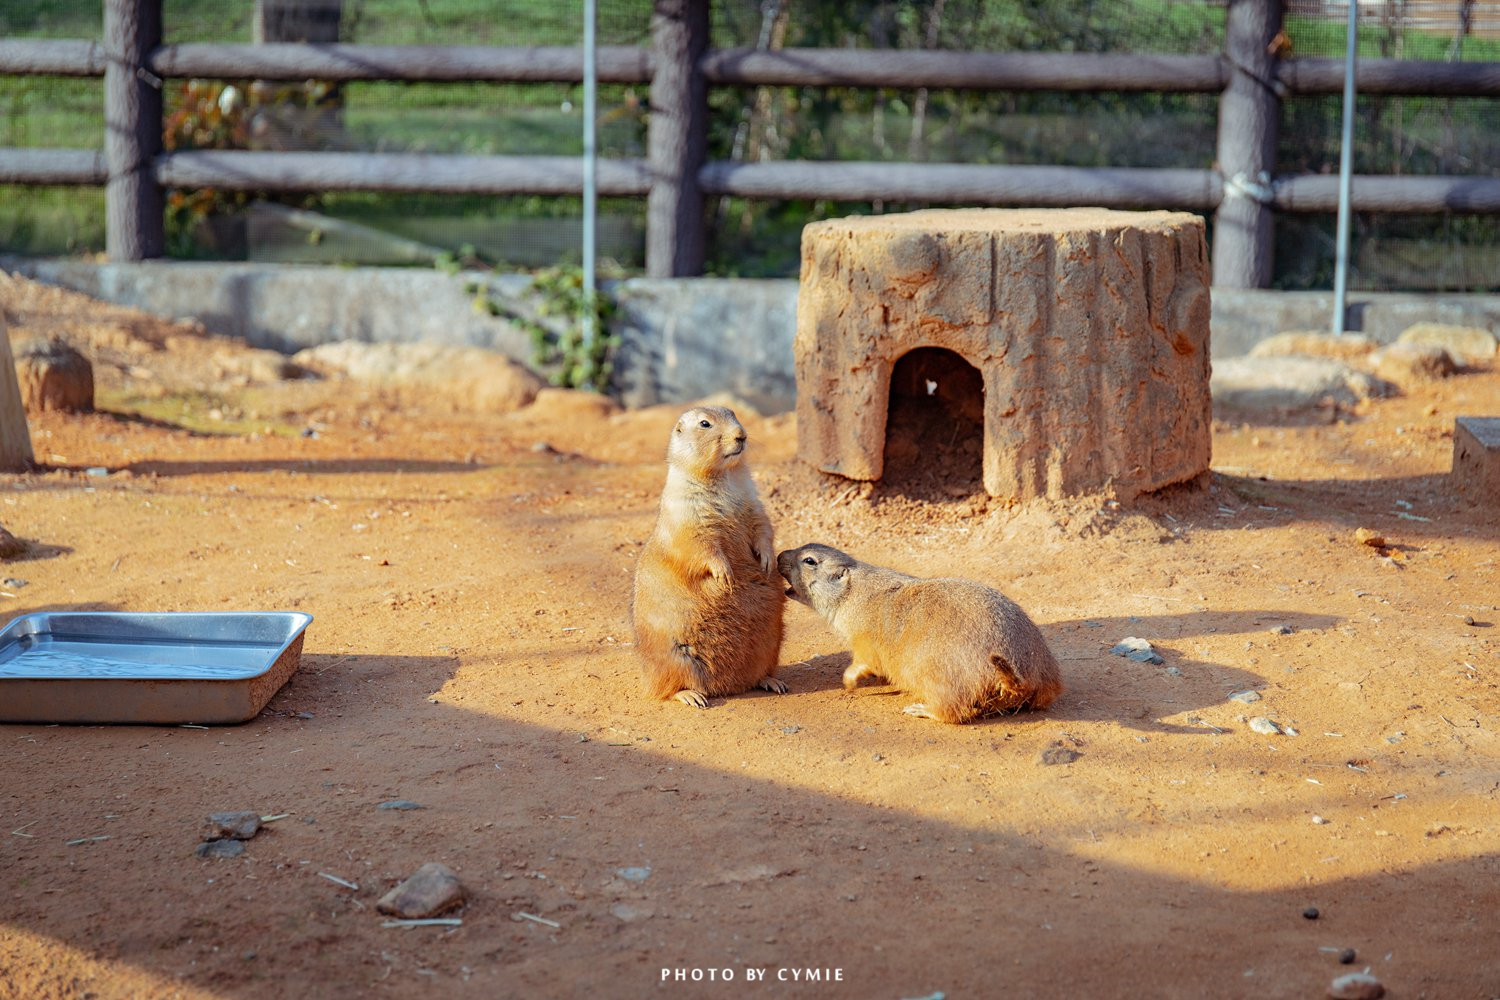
[632,406,787,707]
[777,543,1062,724]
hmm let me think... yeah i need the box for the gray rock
[1229,690,1263,704]
[196,839,246,859]
[203,811,261,841]
[1396,321,1497,362]
[376,800,424,811]
[1211,356,1394,415]
[1328,971,1385,999]
[1249,331,1376,360]
[1271,624,1294,635]
[616,866,652,882]
[1110,637,1165,665]
[376,862,465,919]
[1368,341,1457,382]
[1039,746,1081,766]
[1248,716,1282,735]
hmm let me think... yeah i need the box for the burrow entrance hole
[881,347,985,497]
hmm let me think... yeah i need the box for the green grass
[0,185,106,255]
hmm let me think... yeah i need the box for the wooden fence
[2,0,1500,285]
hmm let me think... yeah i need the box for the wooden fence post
[1213,0,1283,288]
[646,0,709,278]
[105,0,165,260]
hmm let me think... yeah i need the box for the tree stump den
[795,208,1213,501]
[15,338,94,414]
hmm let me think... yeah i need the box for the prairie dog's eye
[802,556,817,566]
[699,419,712,428]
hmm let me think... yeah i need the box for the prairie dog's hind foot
[674,689,709,708]
[902,702,938,720]
[756,675,789,694]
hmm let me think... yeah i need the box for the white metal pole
[581,0,599,382]
[1332,0,1359,334]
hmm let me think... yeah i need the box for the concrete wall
[4,256,1498,414]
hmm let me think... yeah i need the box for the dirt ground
[1,275,1497,1000]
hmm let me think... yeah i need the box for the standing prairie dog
[778,543,1061,723]
[632,406,787,707]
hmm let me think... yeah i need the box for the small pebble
[611,903,654,922]
[1338,948,1357,965]
[376,862,465,919]
[617,866,652,883]
[196,839,246,859]
[85,466,109,478]
[2,578,27,589]
[1229,690,1262,704]
[1312,815,1329,825]
[781,724,801,735]
[1303,906,1320,920]
[1462,615,1476,626]
[1248,716,1282,735]
[377,800,424,811]
[871,753,884,762]
[1328,971,1384,999]
[1353,528,1385,548]
[1271,624,1294,635]
[1110,637,1165,665]
[203,811,261,841]
[1164,666,1181,677]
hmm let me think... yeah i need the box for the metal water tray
[0,611,313,725]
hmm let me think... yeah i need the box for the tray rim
[0,610,314,683]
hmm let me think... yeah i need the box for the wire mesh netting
[1,0,1497,288]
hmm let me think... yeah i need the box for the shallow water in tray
[0,634,281,680]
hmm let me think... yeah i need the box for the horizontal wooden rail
[702,49,1229,91]
[699,161,1226,209]
[0,39,108,76]
[150,43,653,83]
[1275,174,1500,212]
[153,150,655,195]
[1278,57,1500,96]
[0,148,107,184]
[5,38,1500,99]
[6,145,1500,217]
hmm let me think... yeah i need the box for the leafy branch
[464,263,618,392]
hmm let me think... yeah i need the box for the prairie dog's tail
[989,652,1063,711]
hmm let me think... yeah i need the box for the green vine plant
[462,262,619,392]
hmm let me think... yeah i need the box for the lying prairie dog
[778,543,1061,723]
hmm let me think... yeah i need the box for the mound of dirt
[2,270,1498,1000]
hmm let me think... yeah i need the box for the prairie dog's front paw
[756,675,789,694]
[705,555,733,586]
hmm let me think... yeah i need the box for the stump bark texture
[795,207,1213,501]
[0,315,36,470]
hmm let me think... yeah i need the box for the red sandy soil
[1,275,1497,1000]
